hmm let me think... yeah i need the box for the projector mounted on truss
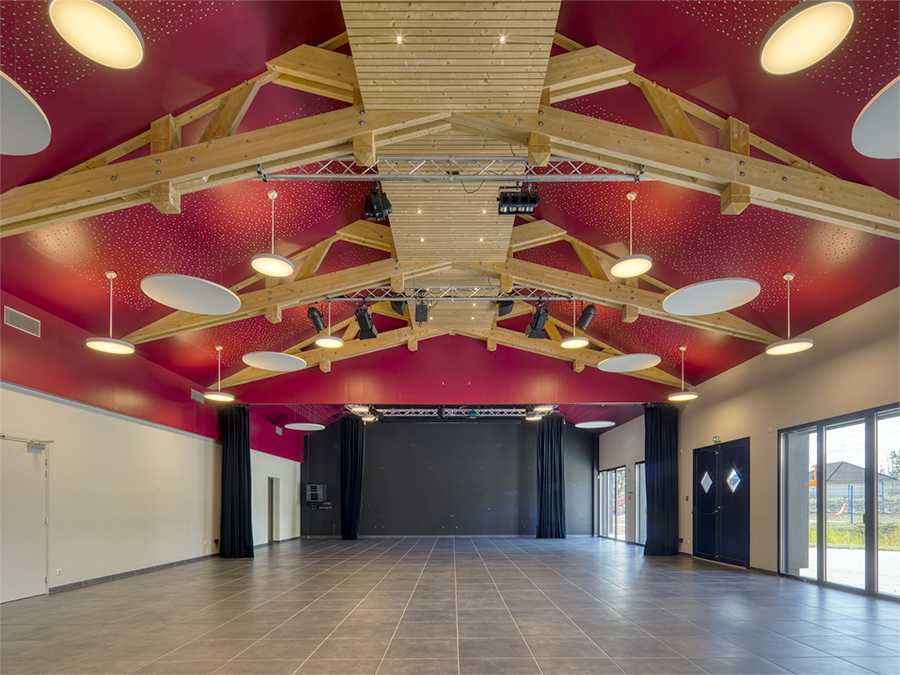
[498,186,540,215]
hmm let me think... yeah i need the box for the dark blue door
[693,438,750,568]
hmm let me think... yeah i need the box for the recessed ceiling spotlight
[766,272,814,355]
[610,191,653,279]
[396,35,403,44]
[668,346,699,402]
[479,237,484,242]
[760,0,854,75]
[417,209,422,214]
[499,35,507,44]
[86,270,135,355]
[48,0,145,69]
[251,189,295,278]
[420,237,425,242]
[204,345,235,403]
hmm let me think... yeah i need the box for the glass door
[780,403,899,597]
[635,462,647,545]
[598,468,625,540]
[615,467,627,541]
[876,410,900,597]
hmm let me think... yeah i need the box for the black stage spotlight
[498,187,540,215]
[307,305,326,332]
[390,300,406,317]
[575,304,596,331]
[526,305,549,339]
[355,306,378,339]
[415,302,430,326]
[497,300,514,317]
[364,182,392,221]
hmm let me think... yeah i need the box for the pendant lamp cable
[108,273,114,339]
[269,189,278,255]
[216,345,223,392]
[628,196,634,255]
[786,273,792,339]
[572,298,577,335]
[679,345,686,392]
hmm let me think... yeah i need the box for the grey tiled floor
[1,537,898,675]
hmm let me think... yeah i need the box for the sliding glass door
[780,403,899,597]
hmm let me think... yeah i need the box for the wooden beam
[543,45,634,103]
[569,239,609,281]
[622,279,639,323]
[293,236,339,281]
[458,326,683,388]
[719,116,751,215]
[462,258,780,344]
[509,220,567,252]
[1,107,450,237]
[456,107,900,239]
[198,79,262,144]
[544,320,563,342]
[353,132,377,166]
[319,359,332,373]
[639,80,702,145]
[124,258,451,344]
[149,115,182,214]
[336,220,395,252]
[267,44,358,101]
[318,32,349,51]
[572,359,585,373]
[528,133,552,167]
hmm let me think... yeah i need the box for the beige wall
[598,415,644,543]
[678,287,900,571]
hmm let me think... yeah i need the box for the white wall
[678,288,900,571]
[1,383,304,601]
[598,415,644,543]
[250,449,301,546]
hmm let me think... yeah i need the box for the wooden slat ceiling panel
[387,183,513,261]
[342,1,560,112]
[380,129,528,177]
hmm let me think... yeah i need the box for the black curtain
[644,404,679,556]
[340,416,366,540]
[537,415,566,538]
[219,405,254,558]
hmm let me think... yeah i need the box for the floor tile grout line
[373,537,440,675]
[135,537,404,674]
[482,538,628,675]
[469,538,546,675]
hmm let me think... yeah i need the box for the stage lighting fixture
[498,187,540,215]
[526,305,549,339]
[390,300,406,317]
[575,304,596,331]
[497,300,514,317]
[364,182,392,221]
[415,302,430,325]
[307,306,326,332]
[355,306,378,339]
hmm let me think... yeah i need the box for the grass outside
[809,514,900,549]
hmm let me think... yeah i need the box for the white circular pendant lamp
[314,302,343,349]
[610,191,653,279]
[576,420,616,429]
[668,345,699,402]
[561,299,589,349]
[251,190,295,278]
[760,0,854,75]
[86,270,135,354]
[663,278,761,316]
[204,345,235,403]
[241,351,307,372]
[141,274,241,315]
[852,76,899,160]
[598,353,661,373]
[0,72,51,156]
[48,0,145,69]
[525,411,541,421]
[766,272,814,356]
[285,422,325,432]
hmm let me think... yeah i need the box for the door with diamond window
[693,438,750,567]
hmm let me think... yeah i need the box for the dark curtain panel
[219,405,254,558]
[340,416,366,540]
[537,416,566,538]
[644,404,679,556]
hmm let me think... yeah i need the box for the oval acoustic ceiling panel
[575,420,616,429]
[141,274,241,315]
[663,278,761,316]
[0,71,51,156]
[598,353,661,373]
[285,422,325,432]
[242,351,307,372]
[852,76,899,160]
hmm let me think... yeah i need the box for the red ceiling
[1,1,897,432]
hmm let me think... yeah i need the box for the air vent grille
[190,389,205,404]
[4,307,41,337]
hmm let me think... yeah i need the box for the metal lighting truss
[343,406,535,418]
[260,158,646,183]
[328,286,574,304]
